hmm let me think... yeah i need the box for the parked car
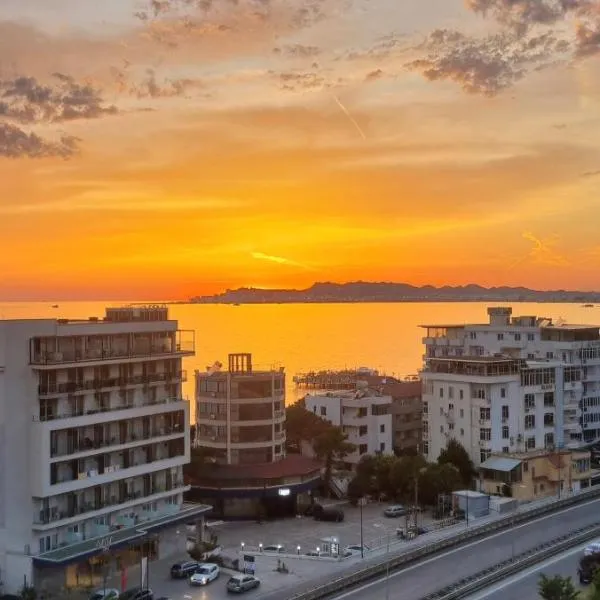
[262,544,285,553]
[344,545,368,555]
[579,551,600,584]
[313,505,344,522]
[384,505,406,518]
[189,563,220,586]
[90,589,119,600]
[118,588,153,600]
[305,550,328,557]
[226,574,261,593]
[170,561,199,579]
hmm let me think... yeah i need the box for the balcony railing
[50,425,184,458]
[34,481,185,525]
[34,397,188,423]
[31,339,195,365]
[39,371,186,396]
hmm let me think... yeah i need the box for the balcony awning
[33,503,212,566]
[480,457,522,472]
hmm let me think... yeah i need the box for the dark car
[118,588,153,600]
[313,504,344,522]
[170,561,199,579]
[579,552,600,584]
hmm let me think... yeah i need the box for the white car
[89,589,119,600]
[189,563,220,585]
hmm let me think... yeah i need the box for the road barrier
[420,521,600,599]
[275,485,600,600]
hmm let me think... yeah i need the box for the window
[449,403,454,410]
[526,436,536,449]
[470,331,476,339]
[439,387,444,398]
[449,386,454,399]
[514,333,521,341]
[423,441,429,455]
[440,406,444,415]
[500,388,506,398]
[440,425,444,433]
[524,394,535,409]
[546,352,554,359]
[460,428,464,436]
[502,405,509,420]
[525,414,536,429]
[523,461,528,472]
[459,389,464,400]
[380,442,386,452]
[544,413,554,426]
[320,406,327,417]
[502,446,509,453]
[527,353,535,359]
[474,387,486,399]
[359,444,368,455]
[544,432,554,447]
[480,407,490,421]
[423,401,428,415]
[544,392,554,407]
[480,449,491,463]
[359,426,368,436]
[380,424,385,433]
[528,333,535,341]
[502,425,509,439]
[480,428,491,441]
[497,333,504,340]
[460,409,464,418]
[449,423,455,431]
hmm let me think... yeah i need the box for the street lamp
[259,543,263,552]
[297,546,301,555]
[359,497,366,559]
[240,542,245,551]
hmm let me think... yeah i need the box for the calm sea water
[2,301,599,408]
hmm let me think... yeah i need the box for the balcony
[33,502,212,565]
[30,333,195,367]
[38,371,187,397]
[34,396,187,423]
[33,480,186,528]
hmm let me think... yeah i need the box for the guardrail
[281,485,600,600]
[420,521,600,599]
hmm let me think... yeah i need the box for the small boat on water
[51,304,59,308]
[583,304,594,308]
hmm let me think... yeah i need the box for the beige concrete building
[479,448,592,501]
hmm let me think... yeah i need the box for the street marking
[332,497,600,599]
[464,541,589,600]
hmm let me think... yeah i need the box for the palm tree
[537,574,580,600]
[313,427,355,494]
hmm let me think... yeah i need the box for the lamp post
[359,497,365,559]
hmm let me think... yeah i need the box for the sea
[2,301,599,413]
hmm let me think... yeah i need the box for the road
[463,541,588,600]
[329,497,600,600]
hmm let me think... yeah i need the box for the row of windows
[467,331,536,342]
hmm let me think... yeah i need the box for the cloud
[126,68,204,98]
[273,44,321,58]
[0,121,79,159]
[575,19,600,57]
[406,29,569,96]
[510,231,570,268]
[582,169,600,177]
[251,251,312,269]
[273,70,328,91]
[0,73,117,124]
[365,69,383,81]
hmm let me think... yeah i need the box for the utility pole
[359,497,364,559]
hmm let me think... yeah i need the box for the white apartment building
[0,306,209,594]
[421,307,598,467]
[304,386,393,467]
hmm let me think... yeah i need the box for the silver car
[384,504,407,518]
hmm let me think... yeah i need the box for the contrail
[332,95,366,140]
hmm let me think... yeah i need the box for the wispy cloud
[251,251,313,269]
[0,122,79,159]
[0,195,246,214]
[509,231,570,268]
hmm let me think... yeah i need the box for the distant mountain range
[189,282,600,304]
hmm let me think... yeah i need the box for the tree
[388,455,427,502]
[284,402,330,452]
[313,427,356,492]
[438,439,476,486]
[417,463,461,506]
[588,569,600,600]
[537,574,580,600]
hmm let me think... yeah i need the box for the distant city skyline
[1,0,600,300]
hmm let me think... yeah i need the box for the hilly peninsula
[189,282,600,304]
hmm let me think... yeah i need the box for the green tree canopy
[438,439,476,486]
[537,574,580,600]
[284,401,330,451]
[313,426,356,491]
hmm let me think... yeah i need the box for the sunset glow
[2,0,600,299]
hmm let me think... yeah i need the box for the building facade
[421,307,599,466]
[192,354,321,518]
[361,376,422,454]
[304,386,393,467]
[0,306,209,594]
[479,448,592,501]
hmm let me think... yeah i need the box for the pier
[293,368,379,390]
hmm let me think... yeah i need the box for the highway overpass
[331,496,600,600]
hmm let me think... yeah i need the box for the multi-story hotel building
[304,386,393,467]
[191,354,321,518]
[421,307,600,467]
[0,306,210,594]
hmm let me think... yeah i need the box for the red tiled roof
[187,454,323,483]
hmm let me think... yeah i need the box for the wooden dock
[293,369,377,390]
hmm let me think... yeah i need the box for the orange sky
[1,0,600,300]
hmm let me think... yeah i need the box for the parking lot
[209,500,435,554]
